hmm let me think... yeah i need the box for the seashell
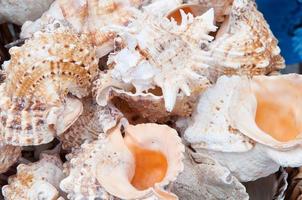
[20,0,145,58]
[205,0,285,80]
[143,0,182,17]
[172,148,249,200]
[60,96,123,150]
[287,167,302,200]
[0,142,21,174]
[60,123,184,199]
[95,9,216,115]
[0,0,54,25]
[185,74,302,181]
[2,153,65,200]
[0,22,98,146]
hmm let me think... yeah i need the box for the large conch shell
[60,123,184,199]
[60,96,123,150]
[95,9,216,119]
[0,22,98,146]
[0,0,54,25]
[20,0,147,58]
[185,74,302,181]
[2,153,65,200]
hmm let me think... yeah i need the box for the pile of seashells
[0,0,301,199]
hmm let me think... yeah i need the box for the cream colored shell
[2,154,65,200]
[0,22,98,146]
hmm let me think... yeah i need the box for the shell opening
[124,135,168,190]
[166,5,204,24]
[253,79,302,142]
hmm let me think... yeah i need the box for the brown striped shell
[0,22,98,146]
[2,153,65,200]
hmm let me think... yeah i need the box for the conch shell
[185,74,302,181]
[60,123,184,199]
[0,0,54,25]
[20,0,146,58]
[60,96,123,150]
[95,9,216,120]
[0,22,98,146]
[2,153,65,200]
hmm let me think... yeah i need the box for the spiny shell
[206,0,285,81]
[60,124,184,199]
[0,22,98,146]
[2,154,65,200]
[95,9,216,114]
[185,75,302,181]
[0,0,54,25]
[60,96,123,150]
[172,148,249,200]
[20,0,145,58]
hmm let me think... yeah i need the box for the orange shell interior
[167,6,196,24]
[124,135,168,190]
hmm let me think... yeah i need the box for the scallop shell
[185,74,302,181]
[95,9,216,115]
[20,0,145,58]
[2,153,65,200]
[0,22,98,146]
[0,0,54,25]
[172,148,249,200]
[60,123,184,199]
[60,96,123,150]
[206,0,285,81]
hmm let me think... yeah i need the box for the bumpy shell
[172,148,249,200]
[60,124,184,199]
[0,22,98,146]
[0,142,21,173]
[20,0,146,58]
[2,154,65,200]
[95,9,216,115]
[0,0,54,25]
[185,75,302,181]
[60,96,123,150]
[206,0,285,81]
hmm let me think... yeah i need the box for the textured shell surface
[20,0,147,58]
[60,123,184,200]
[60,96,123,150]
[96,9,216,113]
[2,154,65,200]
[0,22,98,146]
[0,0,54,25]
[205,0,285,81]
[0,142,21,174]
[185,74,302,181]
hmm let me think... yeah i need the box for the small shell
[60,123,184,199]
[0,142,21,174]
[95,9,216,114]
[206,0,285,81]
[20,0,144,58]
[60,96,123,150]
[0,0,54,25]
[0,22,98,146]
[185,75,302,181]
[2,154,65,200]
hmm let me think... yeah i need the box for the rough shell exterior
[60,124,184,199]
[2,154,65,200]
[0,142,21,174]
[185,75,302,181]
[0,22,98,146]
[206,0,285,81]
[96,9,216,113]
[0,0,54,25]
[60,96,123,150]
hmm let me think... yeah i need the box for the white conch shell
[60,123,184,199]
[143,0,182,17]
[0,0,54,25]
[20,0,145,58]
[172,148,249,200]
[2,154,65,200]
[206,0,284,80]
[60,96,123,150]
[96,9,216,113]
[0,22,98,146]
[185,74,302,181]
